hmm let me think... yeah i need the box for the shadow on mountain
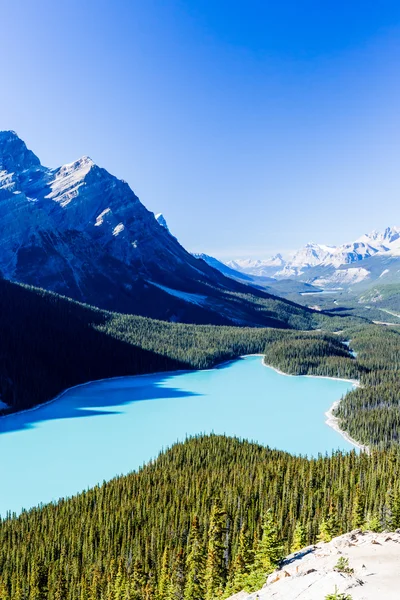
[0,278,192,414]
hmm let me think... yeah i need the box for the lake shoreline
[256,356,368,453]
[0,353,368,454]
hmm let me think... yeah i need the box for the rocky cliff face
[0,131,306,327]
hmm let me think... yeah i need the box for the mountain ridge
[0,131,314,327]
[224,226,400,288]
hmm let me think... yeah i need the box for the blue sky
[1,1,400,259]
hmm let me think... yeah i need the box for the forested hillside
[0,435,399,599]
[0,278,338,413]
[1,278,400,450]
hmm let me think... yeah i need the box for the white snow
[45,156,94,207]
[94,208,112,226]
[228,226,400,281]
[112,223,125,236]
[379,269,390,278]
[149,282,207,306]
[314,267,370,286]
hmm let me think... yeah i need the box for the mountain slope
[0,131,313,326]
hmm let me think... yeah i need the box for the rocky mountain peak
[0,130,41,173]
[155,213,170,233]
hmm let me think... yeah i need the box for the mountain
[227,255,286,278]
[0,131,314,327]
[196,253,322,296]
[155,212,171,233]
[228,226,400,290]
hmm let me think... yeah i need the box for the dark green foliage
[334,325,400,448]
[0,278,346,415]
[0,435,400,598]
[334,557,354,575]
[184,517,205,600]
[204,499,227,599]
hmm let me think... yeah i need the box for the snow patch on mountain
[314,267,370,286]
[148,282,208,306]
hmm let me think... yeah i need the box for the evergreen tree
[225,526,254,594]
[256,510,284,569]
[352,487,365,529]
[291,522,307,553]
[167,548,185,600]
[89,566,102,600]
[390,492,400,530]
[364,513,382,533]
[54,568,68,600]
[157,548,170,600]
[204,500,227,600]
[184,517,205,600]
[30,561,48,600]
[245,510,284,591]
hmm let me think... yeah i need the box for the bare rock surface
[228,530,400,599]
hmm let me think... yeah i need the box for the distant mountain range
[224,227,400,289]
[0,131,313,328]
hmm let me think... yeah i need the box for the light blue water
[0,356,355,517]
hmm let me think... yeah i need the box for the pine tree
[184,517,205,600]
[30,561,48,600]
[318,505,340,543]
[291,522,307,553]
[54,566,68,600]
[364,513,382,533]
[352,487,365,529]
[204,500,227,600]
[157,548,170,600]
[225,525,254,594]
[130,559,146,600]
[114,560,126,600]
[245,510,284,591]
[255,510,284,569]
[0,578,9,600]
[167,548,185,600]
[318,519,331,543]
[89,566,102,600]
[390,492,400,529]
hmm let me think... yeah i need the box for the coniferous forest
[1,435,400,599]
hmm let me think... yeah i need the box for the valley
[0,133,399,600]
[3,3,400,598]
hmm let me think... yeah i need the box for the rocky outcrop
[228,530,400,599]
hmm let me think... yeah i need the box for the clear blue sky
[1,1,400,259]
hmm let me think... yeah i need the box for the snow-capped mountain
[226,255,286,278]
[0,131,305,327]
[228,227,400,289]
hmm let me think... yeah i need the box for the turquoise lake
[0,356,355,517]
